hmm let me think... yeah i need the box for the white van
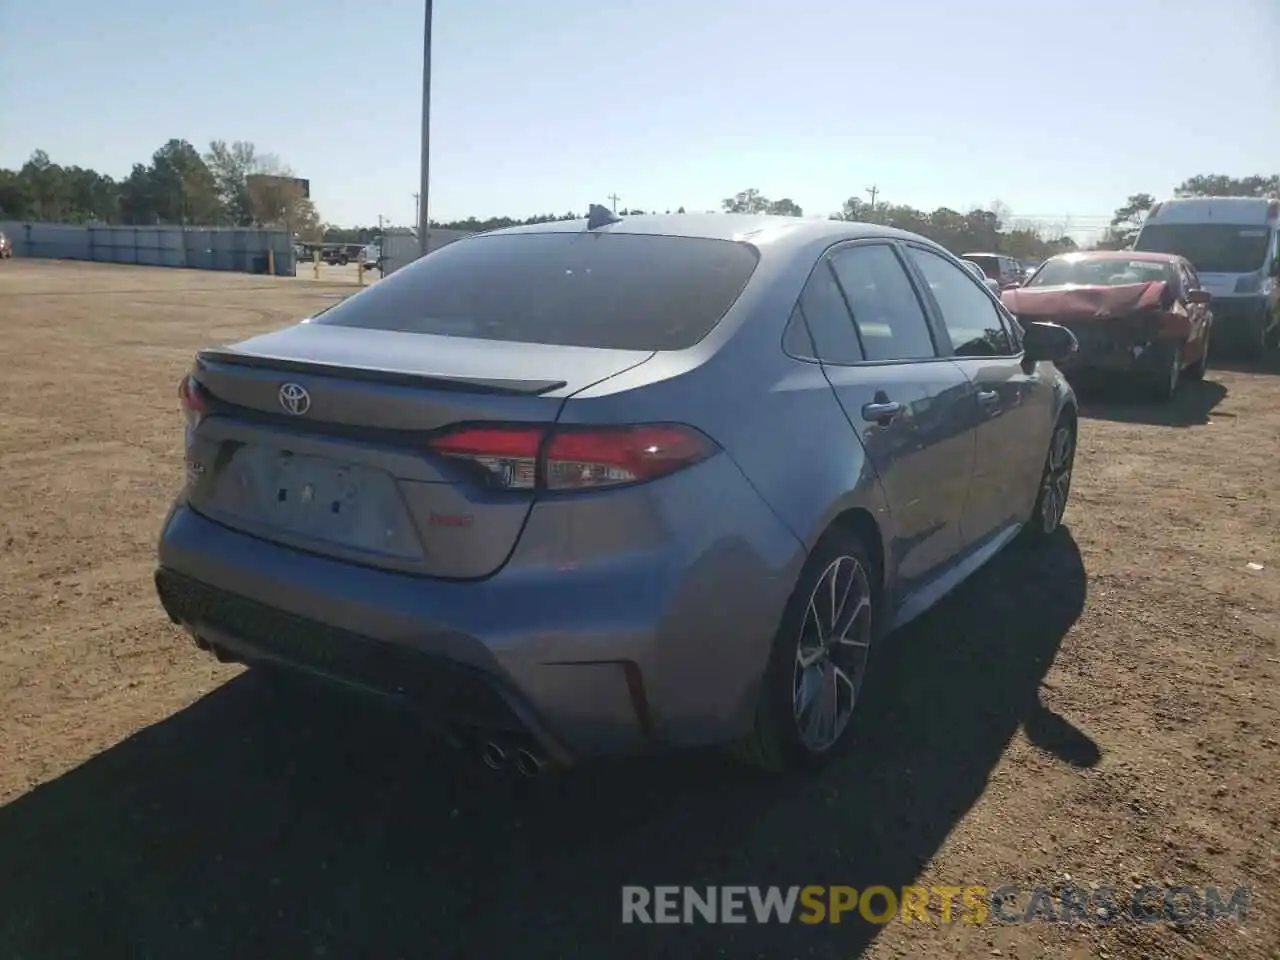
[1133,197,1280,352]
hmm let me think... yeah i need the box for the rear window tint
[313,232,760,351]
[964,255,999,278]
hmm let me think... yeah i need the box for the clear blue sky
[2,0,1277,234]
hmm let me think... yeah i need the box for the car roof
[478,212,932,249]
[960,252,1007,259]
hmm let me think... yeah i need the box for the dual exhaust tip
[482,739,547,777]
[192,631,552,776]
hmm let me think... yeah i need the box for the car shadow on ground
[1075,377,1227,427]
[0,531,1094,960]
[1204,349,1280,377]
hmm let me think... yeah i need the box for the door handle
[976,389,1000,406]
[861,400,903,422]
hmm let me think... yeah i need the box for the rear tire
[734,528,878,773]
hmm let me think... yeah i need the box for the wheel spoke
[802,664,830,743]
[1050,428,1070,469]
[794,662,820,715]
[835,594,870,646]
[833,663,856,715]
[830,558,854,631]
[806,597,826,647]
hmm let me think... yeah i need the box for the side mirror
[1022,321,1078,364]
[1186,289,1212,305]
[1269,260,1280,279]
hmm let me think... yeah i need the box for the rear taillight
[427,424,718,492]
[178,374,208,437]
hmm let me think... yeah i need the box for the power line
[418,0,433,257]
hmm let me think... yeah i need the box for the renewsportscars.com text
[621,885,1250,926]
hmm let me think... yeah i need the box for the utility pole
[865,185,879,222]
[418,0,433,258]
[608,192,620,213]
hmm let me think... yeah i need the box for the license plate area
[202,445,425,560]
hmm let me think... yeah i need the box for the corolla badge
[278,382,311,416]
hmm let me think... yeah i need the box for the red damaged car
[1004,251,1213,401]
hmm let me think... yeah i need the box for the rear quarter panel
[562,244,891,571]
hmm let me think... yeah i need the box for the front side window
[906,246,1017,357]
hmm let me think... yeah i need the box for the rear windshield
[312,231,761,350]
[964,255,999,278]
[1028,257,1170,287]
[1134,224,1270,274]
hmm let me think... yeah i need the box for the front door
[800,241,976,591]
[902,243,1055,547]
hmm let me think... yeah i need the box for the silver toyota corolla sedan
[155,211,1079,775]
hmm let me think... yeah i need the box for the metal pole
[418,0,432,259]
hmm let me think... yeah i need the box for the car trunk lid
[184,322,653,579]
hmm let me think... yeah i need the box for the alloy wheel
[792,555,873,753]
[1040,424,1074,533]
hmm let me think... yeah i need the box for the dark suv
[962,252,1023,289]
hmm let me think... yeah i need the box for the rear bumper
[154,455,803,760]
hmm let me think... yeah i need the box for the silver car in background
[156,211,1079,775]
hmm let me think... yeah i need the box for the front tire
[1023,415,1075,542]
[1146,340,1182,401]
[735,529,877,773]
[1184,329,1210,380]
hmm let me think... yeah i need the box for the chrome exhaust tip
[514,748,545,777]
[481,741,507,770]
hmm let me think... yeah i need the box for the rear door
[902,244,1054,548]
[802,241,975,590]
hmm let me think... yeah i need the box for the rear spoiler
[195,348,568,396]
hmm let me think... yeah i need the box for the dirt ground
[0,259,1276,960]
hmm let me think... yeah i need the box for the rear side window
[796,262,864,364]
[966,255,999,279]
[313,232,760,351]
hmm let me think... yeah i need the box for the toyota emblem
[278,382,311,416]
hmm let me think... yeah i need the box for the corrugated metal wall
[0,222,296,275]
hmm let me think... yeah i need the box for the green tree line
[4,144,1275,260]
[0,141,322,237]
[1099,174,1280,249]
